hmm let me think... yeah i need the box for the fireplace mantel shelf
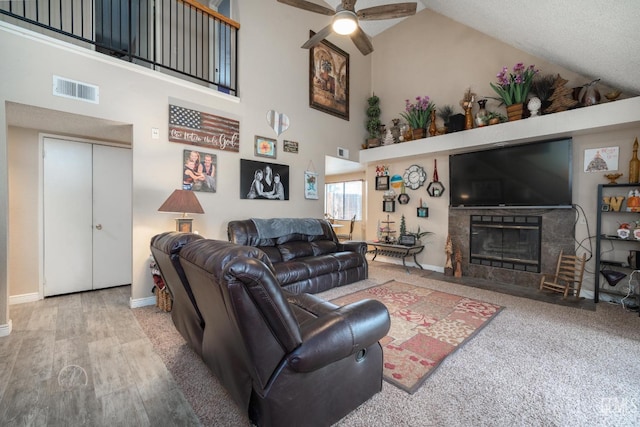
[359,96,640,164]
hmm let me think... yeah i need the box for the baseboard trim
[130,295,156,309]
[0,320,13,337]
[9,292,40,305]
[368,256,443,273]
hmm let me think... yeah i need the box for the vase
[629,137,639,183]
[506,103,524,121]
[428,110,437,136]
[412,128,425,139]
[475,99,488,126]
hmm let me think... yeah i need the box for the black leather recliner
[150,231,205,356]
[178,238,390,427]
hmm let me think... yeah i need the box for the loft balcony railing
[0,0,238,96]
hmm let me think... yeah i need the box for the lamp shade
[158,189,204,215]
[332,10,358,35]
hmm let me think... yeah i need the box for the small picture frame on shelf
[417,207,429,218]
[376,176,390,191]
[398,234,416,246]
[601,203,611,212]
[383,200,395,212]
[427,181,445,197]
[398,193,410,204]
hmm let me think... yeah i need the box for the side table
[366,241,425,273]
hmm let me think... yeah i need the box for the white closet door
[44,138,93,296]
[43,138,132,296]
[92,144,132,289]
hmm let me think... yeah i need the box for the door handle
[95,224,102,230]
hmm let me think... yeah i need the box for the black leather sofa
[175,238,390,427]
[227,218,367,294]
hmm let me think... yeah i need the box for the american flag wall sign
[169,104,240,152]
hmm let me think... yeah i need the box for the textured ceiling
[323,0,640,95]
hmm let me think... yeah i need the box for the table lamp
[158,189,204,232]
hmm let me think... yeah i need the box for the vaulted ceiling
[323,0,640,95]
[322,0,639,174]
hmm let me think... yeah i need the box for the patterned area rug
[332,280,503,394]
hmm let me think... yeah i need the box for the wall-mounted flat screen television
[449,138,573,208]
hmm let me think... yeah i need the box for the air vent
[52,75,99,104]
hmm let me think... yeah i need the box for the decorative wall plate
[403,165,426,190]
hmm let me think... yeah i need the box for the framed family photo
[240,159,289,200]
[182,149,217,193]
[309,31,349,120]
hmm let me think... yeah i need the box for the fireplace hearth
[470,215,542,273]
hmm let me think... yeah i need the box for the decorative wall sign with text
[283,140,299,153]
[169,104,239,152]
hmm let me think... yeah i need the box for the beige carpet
[133,262,640,426]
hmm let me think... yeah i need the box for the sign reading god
[169,104,240,152]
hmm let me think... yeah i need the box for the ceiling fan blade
[277,0,335,16]
[301,24,334,49]
[350,25,373,56]
[357,3,417,20]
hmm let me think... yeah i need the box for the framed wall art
[383,200,395,213]
[309,31,349,120]
[375,176,389,191]
[305,171,318,199]
[182,149,217,193]
[255,135,277,158]
[169,104,240,152]
[240,159,289,200]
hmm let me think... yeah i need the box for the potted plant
[399,96,435,139]
[531,73,557,113]
[366,94,382,148]
[406,226,433,244]
[486,111,507,125]
[437,104,454,133]
[490,62,539,121]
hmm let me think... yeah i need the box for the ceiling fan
[277,0,417,55]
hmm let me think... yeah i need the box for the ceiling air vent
[52,75,99,104]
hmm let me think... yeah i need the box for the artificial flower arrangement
[399,96,435,130]
[490,62,539,106]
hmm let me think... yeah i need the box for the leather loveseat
[227,218,367,294]
[177,238,390,427]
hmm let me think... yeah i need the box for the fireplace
[448,208,575,290]
[469,215,542,273]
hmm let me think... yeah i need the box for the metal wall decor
[403,165,426,190]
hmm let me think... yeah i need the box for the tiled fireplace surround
[448,208,576,289]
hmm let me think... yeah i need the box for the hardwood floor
[0,286,200,426]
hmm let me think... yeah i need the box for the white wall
[0,0,372,322]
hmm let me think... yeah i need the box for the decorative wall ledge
[359,96,640,164]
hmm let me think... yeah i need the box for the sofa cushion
[273,252,364,286]
[278,241,314,262]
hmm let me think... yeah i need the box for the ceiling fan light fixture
[332,10,358,35]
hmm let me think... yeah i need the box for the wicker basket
[156,288,172,312]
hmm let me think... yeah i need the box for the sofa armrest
[286,299,390,373]
[337,240,367,255]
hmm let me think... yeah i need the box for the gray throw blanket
[251,218,324,238]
